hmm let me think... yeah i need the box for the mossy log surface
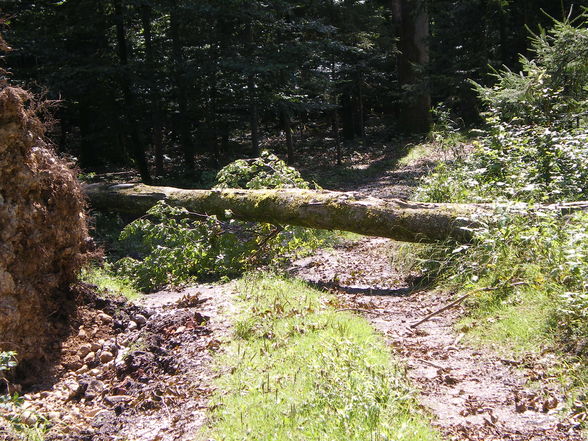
[85,183,488,243]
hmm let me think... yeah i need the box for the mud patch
[1,284,233,441]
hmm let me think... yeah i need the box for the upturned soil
[1,284,234,441]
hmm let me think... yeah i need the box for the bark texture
[0,88,88,365]
[85,183,486,243]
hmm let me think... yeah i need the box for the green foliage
[422,14,588,205]
[114,202,247,291]
[473,12,588,126]
[80,264,141,301]
[412,204,588,355]
[0,351,17,377]
[419,124,588,203]
[214,151,311,190]
[208,274,440,441]
[114,155,324,292]
[416,12,588,410]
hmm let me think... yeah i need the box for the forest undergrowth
[409,12,588,420]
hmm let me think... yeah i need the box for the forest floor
[3,141,585,441]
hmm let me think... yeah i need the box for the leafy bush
[419,124,588,203]
[114,153,324,291]
[215,151,311,190]
[417,13,588,355]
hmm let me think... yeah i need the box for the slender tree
[113,0,152,183]
[392,0,431,133]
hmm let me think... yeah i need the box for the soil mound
[0,87,88,368]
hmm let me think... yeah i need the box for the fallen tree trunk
[85,183,486,243]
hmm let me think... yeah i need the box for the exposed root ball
[0,87,88,366]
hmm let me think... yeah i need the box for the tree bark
[392,0,432,133]
[113,0,152,184]
[84,183,486,243]
[140,4,164,177]
[280,103,294,164]
[247,22,260,156]
[169,0,196,171]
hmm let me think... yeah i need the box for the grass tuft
[80,264,141,301]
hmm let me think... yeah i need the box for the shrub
[418,124,588,203]
[114,153,324,291]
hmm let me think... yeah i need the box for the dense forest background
[2,0,586,183]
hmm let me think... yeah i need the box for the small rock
[134,314,147,325]
[90,342,102,352]
[76,365,89,375]
[83,352,96,364]
[103,339,118,354]
[100,351,114,364]
[128,321,138,331]
[66,359,83,371]
[175,326,186,334]
[89,368,101,377]
[78,343,92,358]
[66,382,87,402]
[78,329,87,338]
[47,411,61,421]
[84,379,105,400]
[98,313,112,324]
[104,395,132,405]
[22,412,39,426]
[91,409,114,428]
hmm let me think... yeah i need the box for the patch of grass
[80,264,141,301]
[206,274,440,441]
[457,286,556,356]
[397,143,435,167]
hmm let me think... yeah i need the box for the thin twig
[415,358,447,371]
[410,293,471,329]
[410,281,528,329]
[336,307,386,315]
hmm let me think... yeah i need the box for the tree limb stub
[85,183,485,243]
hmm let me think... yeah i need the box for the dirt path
[5,284,234,441]
[7,144,585,441]
[291,237,583,440]
[291,146,584,440]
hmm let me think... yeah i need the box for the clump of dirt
[0,86,89,368]
[1,284,232,441]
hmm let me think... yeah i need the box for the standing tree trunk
[280,103,294,164]
[341,91,354,140]
[356,72,366,142]
[392,0,431,133]
[248,75,259,155]
[169,0,195,171]
[113,0,152,184]
[140,4,164,177]
[247,21,260,156]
